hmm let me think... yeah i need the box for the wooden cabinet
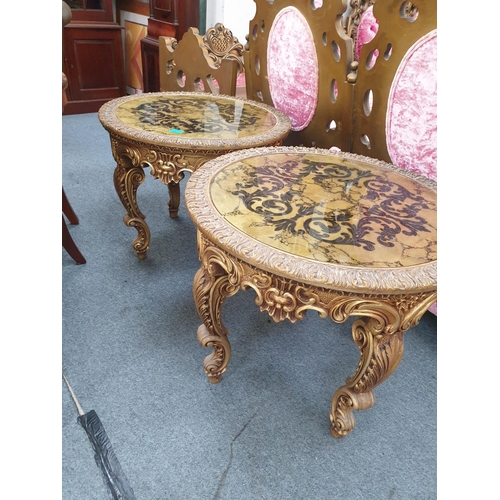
[140,0,200,92]
[63,0,126,114]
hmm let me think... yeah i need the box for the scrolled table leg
[329,293,437,438]
[193,265,234,383]
[330,316,405,438]
[112,142,150,260]
[193,234,243,383]
[167,182,181,219]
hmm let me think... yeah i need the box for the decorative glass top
[114,94,279,139]
[208,151,436,269]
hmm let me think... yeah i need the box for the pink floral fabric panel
[355,6,379,61]
[236,73,246,87]
[267,7,319,131]
[386,29,437,181]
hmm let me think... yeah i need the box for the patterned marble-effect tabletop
[186,146,437,293]
[210,150,436,268]
[99,92,291,150]
[185,147,437,438]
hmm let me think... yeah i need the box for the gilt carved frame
[185,146,437,437]
[245,0,355,150]
[159,24,245,96]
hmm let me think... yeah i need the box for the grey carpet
[62,111,437,499]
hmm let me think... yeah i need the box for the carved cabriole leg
[236,258,437,438]
[193,232,243,383]
[192,232,437,436]
[167,182,181,218]
[330,314,403,438]
[111,137,212,257]
[111,140,150,260]
[329,293,438,438]
[147,151,209,218]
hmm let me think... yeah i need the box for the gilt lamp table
[98,92,291,259]
[185,146,437,438]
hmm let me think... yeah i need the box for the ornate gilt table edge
[192,227,436,438]
[97,91,292,151]
[185,146,437,295]
[186,146,437,438]
[97,92,291,259]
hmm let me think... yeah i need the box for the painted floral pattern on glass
[210,152,436,268]
[115,95,278,139]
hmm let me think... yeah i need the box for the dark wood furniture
[62,0,126,114]
[62,4,86,263]
[140,0,200,93]
[62,76,86,264]
[63,188,86,265]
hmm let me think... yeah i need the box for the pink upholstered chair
[349,0,437,183]
[245,0,355,150]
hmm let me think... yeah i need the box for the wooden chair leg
[62,216,86,264]
[62,187,79,225]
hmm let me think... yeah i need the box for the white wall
[206,0,256,44]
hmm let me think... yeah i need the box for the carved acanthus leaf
[203,23,245,72]
[195,235,437,326]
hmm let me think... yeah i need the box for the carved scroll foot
[123,215,150,260]
[193,264,236,383]
[167,182,181,218]
[330,388,376,438]
[113,162,150,260]
[196,323,231,383]
[330,317,405,438]
[192,238,242,383]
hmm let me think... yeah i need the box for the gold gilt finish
[345,0,377,41]
[98,92,291,259]
[185,146,437,438]
[203,23,245,73]
[349,0,436,162]
[159,24,245,96]
[246,0,355,150]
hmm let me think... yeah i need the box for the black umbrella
[63,374,137,500]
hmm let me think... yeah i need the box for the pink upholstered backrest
[355,6,379,62]
[245,0,355,150]
[386,29,437,181]
[350,0,437,182]
[267,6,319,131]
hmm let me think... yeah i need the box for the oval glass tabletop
[186,147,437,293]
[98,92,291,149]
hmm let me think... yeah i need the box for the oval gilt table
[98,92,291,259]
[185,146,437,438]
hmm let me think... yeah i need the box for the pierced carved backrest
[245,0,355,149]
[344,0,378,62]
[349,0,437,180]
[159,24,245,96]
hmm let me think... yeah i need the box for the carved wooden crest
[203,23,245,72]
